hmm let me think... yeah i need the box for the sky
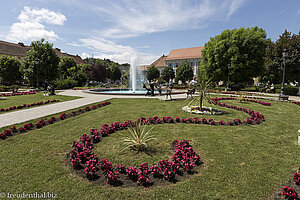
[0,0,299,66]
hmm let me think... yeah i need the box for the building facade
[165,47,204,76]
[144,47,204,77]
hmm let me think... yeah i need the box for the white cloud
[6,6,66,42]
[95,0,216,39]
[74,37,158,65]
[298,9,300,14]
[227,0,247,18]
[75,0,247,65]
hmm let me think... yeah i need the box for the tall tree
[146,65,160,82]
[263,30,300,84]
[176,62,193,83]
[110,63,121,82]
[23,38,60,86]
[58,57,77,79]
[161,66,175,83]
[200,27,267,85]
[86,63,109,82]
[0,55,22,85]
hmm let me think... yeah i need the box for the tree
[200,27,267,85]
[58,57,77,79]
[69,63,88,86]
[263,30,300,84]
[161,66,175,83]
[176,62,193,83]
[110,63,121,82]
[23,38,60,86]
[146,65,160,82]
[86,63,109,82]
[0,55,22,85]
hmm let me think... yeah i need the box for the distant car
[255,83,264,87]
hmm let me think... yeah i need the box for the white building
[143,47,204,77]
[165,47,204,76]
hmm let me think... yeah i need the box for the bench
[279,95,289,101]
[187,88,195,98]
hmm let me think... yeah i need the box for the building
[143,47,204,77]
[165,47,204,76]
[0,40,84,64]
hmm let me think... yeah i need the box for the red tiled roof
[0,40,84,64]
[165,47,204,61]
[142,55,167,70]
[0,40,30,58]
[151,55,167,68]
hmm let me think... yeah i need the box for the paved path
[0,89,300,129]
[0,90,160,128]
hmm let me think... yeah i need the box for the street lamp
[226,64,231,91]
[35,60,39,89]
[280,49,288,97]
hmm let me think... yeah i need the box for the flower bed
[211,97,271,106]
[69,132,202,187]
[0,100,59,113]
[182,106,224,115]
[281,166,300,199]
[0,101,111,140]
[68,98,266,187]
[0,91,36,97]
[292,101,300,106]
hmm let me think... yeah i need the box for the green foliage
[263,30,300,84]
[123,122,156,152]
[52,78,77,89]
[188,68,213,109]
[0,85,11,92]
[146,65,160,82]
[110,63,121,82]
[0,55,22,85]
[274,84,298,95]
[161,66,175,82]
[58,57,77,79]
[86,63,109,82]
[23,39,60,86]
[176,62,193,83]
[200,27,267,85]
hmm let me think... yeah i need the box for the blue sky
[0,0,299,65]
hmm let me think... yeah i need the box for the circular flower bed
[182,105,224,115]
[68,98,267,187]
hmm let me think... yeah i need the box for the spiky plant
[123,122,156,152]
[187,68,213,110]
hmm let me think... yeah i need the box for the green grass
[0,92,79,113]
[0,98,299,199]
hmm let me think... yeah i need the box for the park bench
[187,88,195,98]
[279,95,289,101]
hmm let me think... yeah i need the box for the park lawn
[0,98,299,199]
[0,92,80,113]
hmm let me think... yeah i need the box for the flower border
[68,98,266,187]
[0,101,111,140]
[0,100,59,113]
[0,91,36,97]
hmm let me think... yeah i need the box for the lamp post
[226,64,231,91]
[35,60,39,90]
[280,49,288,97]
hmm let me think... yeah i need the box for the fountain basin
[84,88,185,96]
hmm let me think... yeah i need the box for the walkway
[0,89,299,129]
[0,90,159,128]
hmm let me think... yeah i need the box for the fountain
[130,52,137,93]
[85,53,184,95]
